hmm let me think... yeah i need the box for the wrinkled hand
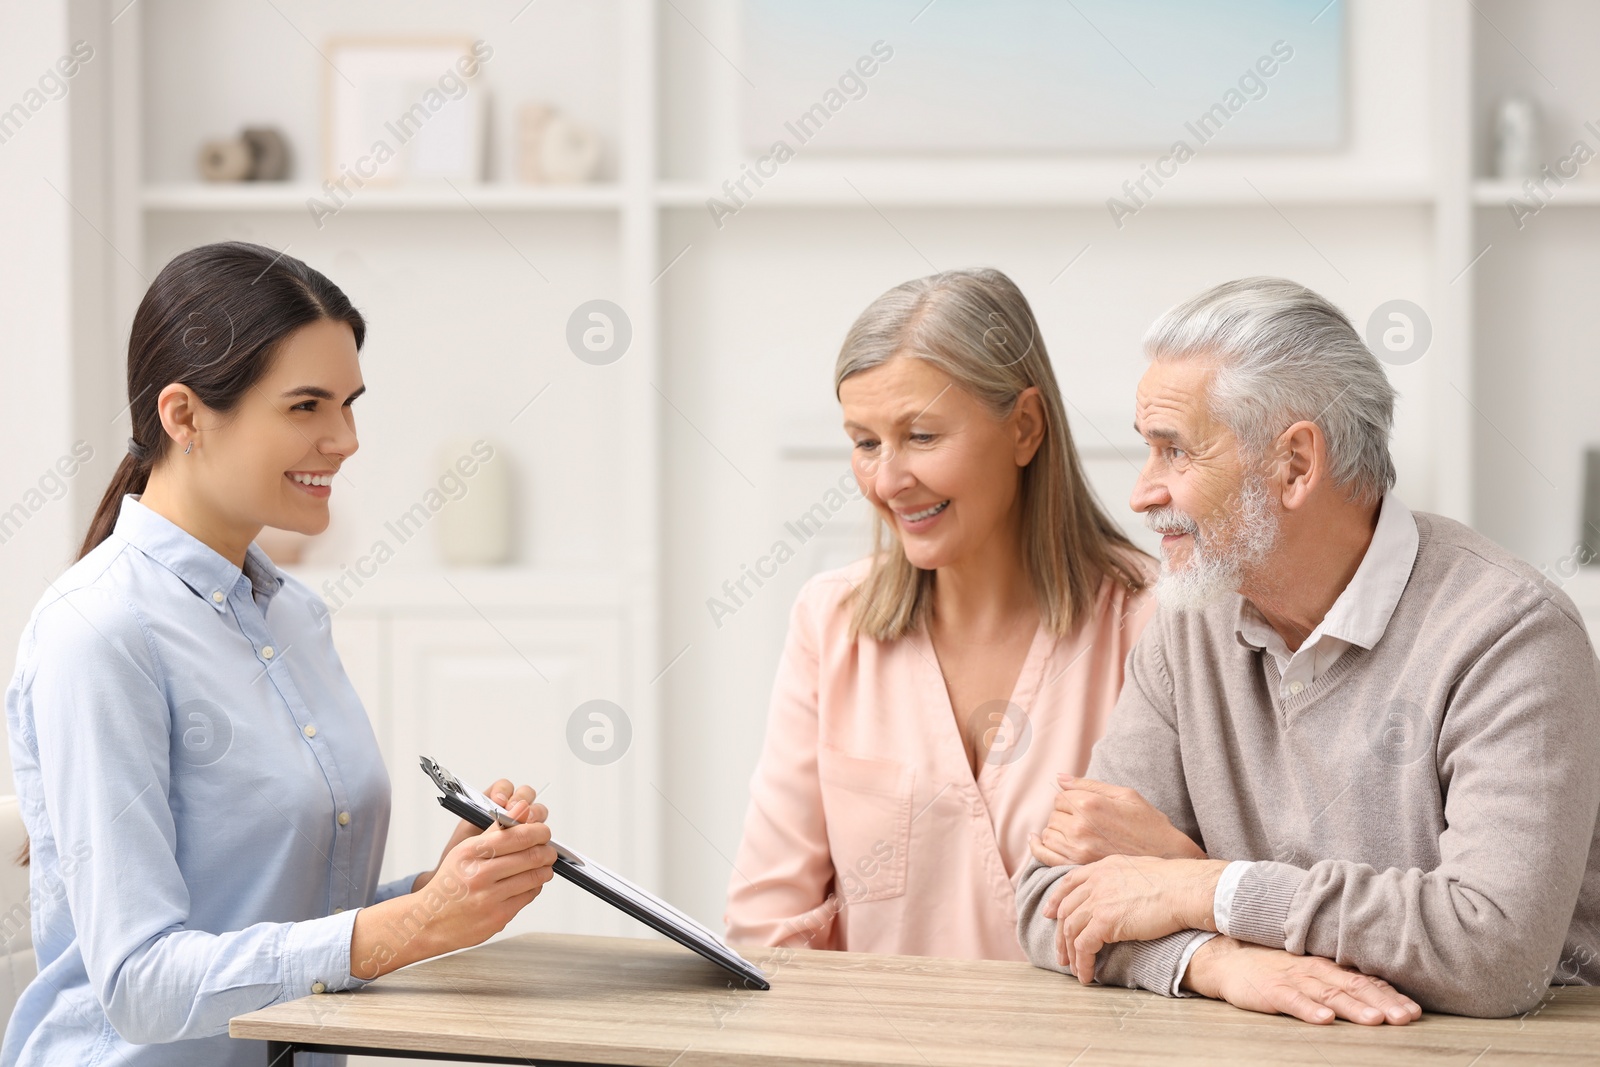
[1029,776,1205,868]
[414,778,538,894]
[1184,936,1422,1026]
[1044,855,1226,983]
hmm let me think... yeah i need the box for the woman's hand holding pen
[350,778,559,980]
[413,778,538,894]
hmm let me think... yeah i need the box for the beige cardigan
[1017,511,1600,1017]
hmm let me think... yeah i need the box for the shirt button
[338,811,350,826]
[1288,681,1305,695]
[333,907,345,914]
[311,981,326,994]
[303,724,317,738]
[211,591,225,603]
[261,646,275,659]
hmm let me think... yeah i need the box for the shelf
[657,172,1436,209]
[141,182,626,213]
[1473,180,1600,206]
[280,564,641,613]
[143,176,1436,215]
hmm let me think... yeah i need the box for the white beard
[1147,476,1280,612]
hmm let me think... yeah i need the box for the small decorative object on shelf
[516,103,554,182]
[241,126,291,180]
[197,125,293,182]
[324,38,491,186]
[1494,96,1540,181]
[436,436,513,565]
[197,137,252,182]
[517,102,601,184]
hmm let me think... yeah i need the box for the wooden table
[232,932,1600,1065]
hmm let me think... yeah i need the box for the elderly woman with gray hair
[1017,276,1600,1024]
[725,268,1159,960]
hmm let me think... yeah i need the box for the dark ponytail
[78,242,366,560]
[14,244,368,868]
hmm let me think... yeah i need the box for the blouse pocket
[817,745,913,906]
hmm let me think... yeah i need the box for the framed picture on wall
[323,37,490,185]
[741,0,1345,153]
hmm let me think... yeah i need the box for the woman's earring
[183,441,193,455]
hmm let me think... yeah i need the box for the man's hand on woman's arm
[1043,853,1227,981]
[1028,776,1206,868]
[1183,936,1422,1026]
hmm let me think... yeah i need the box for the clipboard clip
[419,756,586,865]
[420,756,467,799]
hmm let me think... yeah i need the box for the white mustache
[1144,507,1199,538]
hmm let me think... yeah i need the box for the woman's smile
[286,469,335,498]
[894,498,951,531]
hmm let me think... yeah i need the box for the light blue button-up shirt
[2,496,418,1066]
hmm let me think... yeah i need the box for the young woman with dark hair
[2,242,556,1066]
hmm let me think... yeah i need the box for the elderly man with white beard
[1015,276,1600,1024]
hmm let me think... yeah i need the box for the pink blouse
[725,554,1158,961]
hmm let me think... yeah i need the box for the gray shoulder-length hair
[835,267,1150,642]
[1143,277,1397,504]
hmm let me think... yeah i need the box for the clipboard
[420,756,770,991]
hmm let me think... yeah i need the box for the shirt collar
[1235,492,1419,654]
[113,494,287,613]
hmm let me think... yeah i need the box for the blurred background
[2,0,1597,969]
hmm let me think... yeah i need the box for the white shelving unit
[1472,180,1600,206]
[1465,0,1600,570]
[141,182,628,212]
[653,173,1437,208]
[60,0,1593,934]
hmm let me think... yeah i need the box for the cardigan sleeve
[1224,599,1600,1017]
[1016,618,1216,995]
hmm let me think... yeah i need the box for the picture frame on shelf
[323,37,490,187]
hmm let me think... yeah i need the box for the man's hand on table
[1043,854,1227,982]
[1028,776,1206,867]
[1183,936,1422,1026]
[1026,777,1421,1027]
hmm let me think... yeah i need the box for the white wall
[0,0,94,797]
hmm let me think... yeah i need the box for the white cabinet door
[385,612,642,938]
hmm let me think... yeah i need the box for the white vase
[435,436,513,565]
[1494,97,1540,181]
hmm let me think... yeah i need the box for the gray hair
[1143,277,1397,505]
[833,267,1150,640]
